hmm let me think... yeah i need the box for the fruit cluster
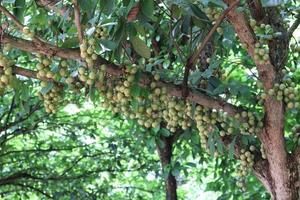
[263,78,299,109]
[22,26,35,39]
[204,7,223,34]
[236,147,255,190]
[94,26,108,39]
[260,144,267,159]
[36,55,55,80]
[38,84,63,113]
[253,42,270,65]
[80,38,98,68]
[234,111,263,135]
[0,54,14,92]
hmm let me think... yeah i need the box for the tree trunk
[223,1,300,199]
[157,135,177,200]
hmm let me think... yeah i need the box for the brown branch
[246,0,265,22]
[189,0,240,67]
[0,5,43,42]
[182,0,240,97]
[1,33,243,118]
[35,0,70,18]
[0,5,24,30]
[288,13,300,40]
[72,0,83,44]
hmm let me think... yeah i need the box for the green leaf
[261,0,290,7]
[100,0,115,15]
[208,133,215,156]
[141,0,154,19]
[3,0,15,3]
[130,84,141,97]
[189,4,208,20]
[40,82,54,95]
[130,36,151,58]
[160,128,171,137]
[229,136,236,159]
[13,0,25,23]
[78,0,98,13]
[99,39,117,51]
[62,37,79,48]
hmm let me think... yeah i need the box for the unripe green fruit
[4,67,12,75]
[0,75,9,84]
[23,27,30,35]
[42,59,51,66]
[61,60,68,67]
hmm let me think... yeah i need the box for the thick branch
[1,34,243,117]
[246,0,265,22]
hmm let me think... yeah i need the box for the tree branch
[288,13,300,40]
[0,34,243,118]
[182,0,240,97]
[0,5,43,42]
[72,0,84,44]
[35,0,70,18]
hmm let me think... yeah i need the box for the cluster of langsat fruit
[236,146,255,191]
[94,26,108,39]
[253,42,270,65]
[22,26,35,39]
[204,7,223,34]
[36,55,55,80]
[0,53,14,93]
[234,111,263,135]
[38,84,63,113]
[163,98,192,132]
[194,106,226,149]
[80,38,98,68]
[140,77,167,129]
[260,143,267,159]
[292,124,300,142]
[249,20,275,65]
[262,78,299,109]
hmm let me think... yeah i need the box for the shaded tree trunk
[157,135,177,200]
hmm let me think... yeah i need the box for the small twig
[288,13,300,41]
[72,0,83,44]
[0,5,43,42]
[0,5,24,30]
[189,0,240,66]
[182,0,240,98]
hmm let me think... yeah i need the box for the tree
[0,0,299,199]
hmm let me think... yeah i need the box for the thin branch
[189,0,240,67]
[0,5,24,30]
[0,5,43,42]
[72,0,84,44]
[182,0,240,97]
[35,0,70,19]
[13,183,53,199]
[288,13,300,40]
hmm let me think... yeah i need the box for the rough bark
[157,135,177,200]
[224,1,299,199]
